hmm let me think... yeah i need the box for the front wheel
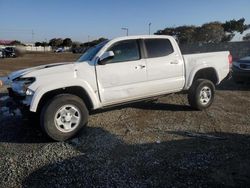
[40,94,89,141]
[188,79,215,110]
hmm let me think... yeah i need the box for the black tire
[188,79,215,110]
[40,94,89,141]
[21,108,40,126]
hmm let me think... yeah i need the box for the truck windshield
[77,40,109,62]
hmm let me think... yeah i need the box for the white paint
[183,51,230,89]
[5,35,230,113]
[96,58,147,104]
[144,37,185,95]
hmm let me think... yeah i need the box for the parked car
[54,48,64,53]
[2,35,231,141]
[232,56,250,83]
[0,49,6,58]
[72,47,87,54]
[4,47,16,58]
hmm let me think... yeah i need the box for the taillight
[228,54,233,66]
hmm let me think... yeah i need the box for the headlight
[13,77,36,83]
[12,77,36,95]
[25,88,34,96]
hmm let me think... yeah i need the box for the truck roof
[111,35,173,41]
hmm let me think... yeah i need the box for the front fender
[29,80,100,112]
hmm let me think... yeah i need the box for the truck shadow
[0,101,189,144]
[217,79,250,91]
[21,128,250,187]
[129,101,193,111]
[91,101,193,115]
[0,117,49,143]
[0,100,193,144]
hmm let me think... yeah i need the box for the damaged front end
[1,76,36,115]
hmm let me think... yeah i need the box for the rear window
[144,39,174,58]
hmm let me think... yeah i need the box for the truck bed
[183,51,230,89]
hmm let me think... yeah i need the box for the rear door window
[144,39,174,58]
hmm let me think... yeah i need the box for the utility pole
[149,23,152,35]
[31,29,34,45]
[44,38,47,52]
[121,28,129,36]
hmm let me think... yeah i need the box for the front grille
[7,88,25,100]
[239,64,250,70]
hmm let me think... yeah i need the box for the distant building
[0,40,53,52]
[0,40,15,49]
[0,40,14,46]
[25,43,35,47]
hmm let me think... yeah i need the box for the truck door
[144,38,185,94]
[96,39,147,105]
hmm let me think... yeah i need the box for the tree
[41,42,49,47]
[154,18,248,43]
[72,42,80,48]
[62,38,72,47]
[155,27,176,36]
[222,18,248,34]
[89,37,107,46]
[221,33,235,42]
[10,40,23,46]
[175,26,197,44]
[49,38,63,48]
[35,42,42,46]
[156,26,201,44]
[80,37,108,48]
[243,33,250,41]
[195,22,225,43]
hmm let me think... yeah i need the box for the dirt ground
[0,52,81,76]
[0,53,250,187]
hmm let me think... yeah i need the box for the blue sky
[0,0,250,43]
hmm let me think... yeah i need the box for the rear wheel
[40,94,88,141]
[188,79,215,110]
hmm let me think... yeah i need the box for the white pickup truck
[1,35,232,141]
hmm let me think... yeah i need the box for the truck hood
[8,62,71,81]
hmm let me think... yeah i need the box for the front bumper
[8,88,25,101]
[7,87,32,109]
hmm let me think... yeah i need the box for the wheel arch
[32,86,94,113]
[188,67,219,89]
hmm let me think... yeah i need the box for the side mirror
[98,51,114,65]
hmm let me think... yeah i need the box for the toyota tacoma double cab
[1,35,232,141]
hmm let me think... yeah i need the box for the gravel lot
[0,53,250,187]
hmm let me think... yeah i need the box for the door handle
[170,61,179,65]
[135,65,146,69]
